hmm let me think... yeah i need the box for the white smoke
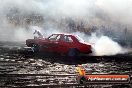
[73,32,125,56]
[89,33,124,56]
[0,0,132,41]
[93,36,123,56]
[96,0,132,26]
[0,0,131,55]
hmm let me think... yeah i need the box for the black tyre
[68,48,79,57]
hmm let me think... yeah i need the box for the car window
[48,34,62,41]
[59,36,65,41]
[48,34,58,41]
[64,36,73,42]
[75,35,85,43]
[56,35,61,41]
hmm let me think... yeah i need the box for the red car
[26,34,92,56]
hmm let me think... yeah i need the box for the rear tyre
[68,48,79,57]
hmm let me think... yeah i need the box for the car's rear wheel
[32,44,40,53]
[68,48,79,57]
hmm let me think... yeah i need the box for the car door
[40,34,60,52]
[47,34,61,52]
[57,35,74,54]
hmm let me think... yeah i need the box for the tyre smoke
[0,0,131,55]
[74,32,125,56]
[88,33,124,56]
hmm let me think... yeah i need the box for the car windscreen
[75,35,85,43]
[48,34,62,41]
[48,35,58,41]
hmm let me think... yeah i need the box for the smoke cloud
[73,32,125,56]
[88,33,124,56]
[0,0,131,55]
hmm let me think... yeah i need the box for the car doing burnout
[26,34,92,56]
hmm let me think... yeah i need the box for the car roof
[52,33,73,36]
